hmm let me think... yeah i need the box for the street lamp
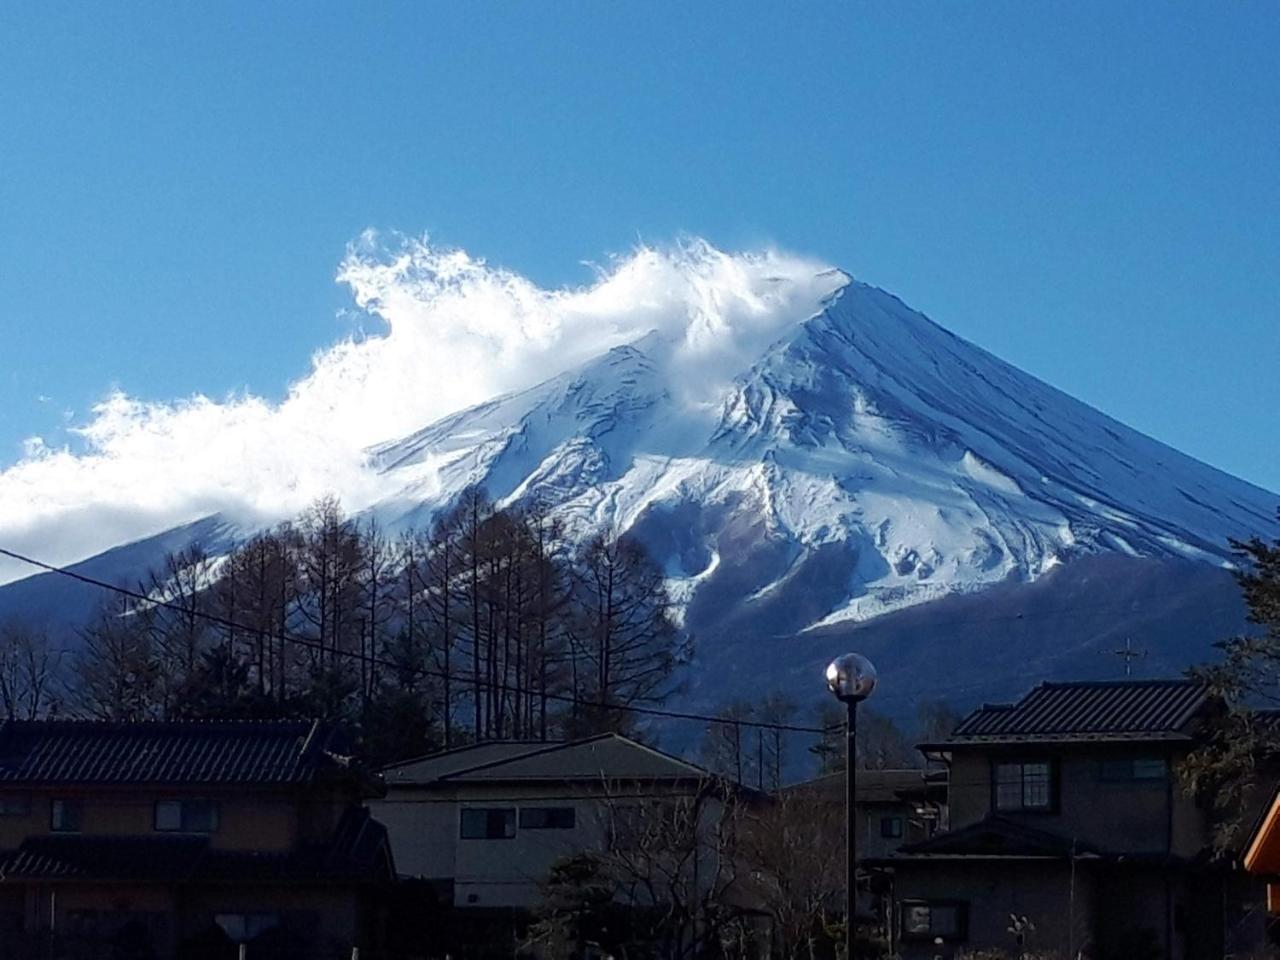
[825,652,877,960]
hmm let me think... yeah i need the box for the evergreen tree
[1183,523,1280,848]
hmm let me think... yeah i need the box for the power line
[1,542,1237,733]
[0,546,832,736]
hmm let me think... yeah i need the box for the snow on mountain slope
[367,277,1279,633]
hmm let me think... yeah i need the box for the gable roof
[0,719,362,787]
[381,734,710,786]
[929,679,1212,747]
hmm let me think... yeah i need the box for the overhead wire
[0,545,834,736]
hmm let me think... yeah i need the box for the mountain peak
[360,279,1275,633]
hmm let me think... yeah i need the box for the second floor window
[995,761,1053,812]
[1098,757,1168,781]
[519,807,576,830]
[0,795,30,816]
[460,808,515,839]
[51,799,82,833]
[155,799,219,833]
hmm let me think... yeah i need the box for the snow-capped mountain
[367,278,1276,632]
[3,271,1275,715]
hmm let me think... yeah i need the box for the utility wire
[0,546,833,736]
[2,543,1229,732]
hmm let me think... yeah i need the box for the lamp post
[825,652,878,960]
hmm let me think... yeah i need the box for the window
[1099,757,1167,781]
[214,913,280,943]
[520,807,576,830]
[994,761,1053,812]
[51,799,82,833]
[0,795,30,816]
[155,799,218,833]
[880,815,904,839]
[902,900,967,941]
[460,808,515,839]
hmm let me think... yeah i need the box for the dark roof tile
[939,680,1211,745]
[0,719,353,785]
[0,809,393,885]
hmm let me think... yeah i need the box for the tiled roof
[0,719,355,785]
[381,734,709,786]
[936,679,1211,745]
[0,809,394,885]
[0,835,208,882]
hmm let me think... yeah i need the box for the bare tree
[0,621,58,720]
[596,777,748,960]
[738,789,846,960]
[569,534,688,734]
[214,527,301,703]
[72,594,161,721]
[296,495,366,667]
[703,701,756,786]
[144,544,218,714]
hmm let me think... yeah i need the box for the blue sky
[1,1,1277,492]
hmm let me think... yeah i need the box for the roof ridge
[437,735,615,780]
[377,737,569,772]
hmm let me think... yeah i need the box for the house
[374,734,757,957]
[871,679,1266,960]
[0,718,394,959]
[372,733,728,910]
[783,768,947,860]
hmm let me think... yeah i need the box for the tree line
[3,490,688,767]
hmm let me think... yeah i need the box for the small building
[872,679,1266,960]
[783,768,947,860]
[0,718,394,959]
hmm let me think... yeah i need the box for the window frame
[900,899,968,942]
[519,806,576,830]
[879,815,904,839]
[50,798,82,833]
[1098,756,1168,782]
[459,807,516,840]
[993,759,1057,813]
[154,798,219,834]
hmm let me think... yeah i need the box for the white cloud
[0,234,839,585]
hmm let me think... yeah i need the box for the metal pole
[847,699,858,960]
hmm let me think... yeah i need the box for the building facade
[373,733,725,910]
[0,718,393,959]
[873,680,1266,959]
